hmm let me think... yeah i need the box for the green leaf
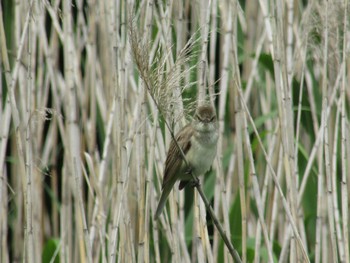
[247,110,278,135]
[42,238,60,263]
[258,53,274,76]
[229,192,242,245]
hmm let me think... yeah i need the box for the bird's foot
[190,177,200,188]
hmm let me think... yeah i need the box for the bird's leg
[190,177,200,188]
[184,167,200,188]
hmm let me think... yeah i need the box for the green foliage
[229,192,243,249]
[42,238,60,263]
[96,100,106,153]
[258,53,274,77]
[292,77,317,142]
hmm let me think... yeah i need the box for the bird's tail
[154,180,175,220]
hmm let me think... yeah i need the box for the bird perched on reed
[154,104,219,219]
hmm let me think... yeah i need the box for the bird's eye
[210,116,216,121]
[196,114,202,121]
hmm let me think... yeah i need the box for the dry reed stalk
[232,87,246,263]
[63,0,92,261]
[298,73,341,199]
[240,95,274,263]
[331,104,345,261]
[243,30,266,102]
[208,2,221,256]
[237,85,310,262]
[0,161,9,263]
[286,0,294,89]
[1,0,350,262]
[0,6,12,263]
[321,4,338,262]
[1,1,33,262]
[130,1,241,261]
[232,3,249,262]
[192,0,215,261]
[24,4,35,262]
[253,124,279,262]
[208,0,218,98]
[216,2,237,262]
[275,1,301,260]
[315,140,324,263]
[340,4,350,260]
[269,146,284,242]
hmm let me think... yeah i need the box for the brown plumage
[162,124,194,188]
[154,104,218,220]
[154,125,195,220]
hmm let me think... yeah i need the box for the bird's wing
[162,124,194,189]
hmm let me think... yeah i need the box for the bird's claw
[191,178,200,188]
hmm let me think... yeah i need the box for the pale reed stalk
[230,3,247,261]
[3,1,350,262]
[254,125,280,263]
[232,87,246,263]
[258,0,274,58]
[340,5,350,260]
[24,6,36,261]
[298,73,343,199]
[291,17,310,249]
[331,104,345,261]
[63,0,92,261]
[197,0,211,103]
[192,0,212,258]
[237,86,310,262]
[0,7,12,261]
[243,30,266,101]
[0,1,33,261]
[209,0,221,250]
[269,146,284,242]
[208,0,218,99]
[274,1,301,260]
[217,2,237,262]
[321,2,337,260]
[152,2,183,261]
[315,116,325,263]
[240,93,274,263]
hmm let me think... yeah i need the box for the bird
[154,104,219,220]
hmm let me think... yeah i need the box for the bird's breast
[186,134,217,176]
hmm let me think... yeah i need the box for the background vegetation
[1,0,350,262]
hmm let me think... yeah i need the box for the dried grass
[1,0,349,262]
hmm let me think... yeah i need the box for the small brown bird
[154,104,219,219]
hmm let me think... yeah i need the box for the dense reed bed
[1,0,349,262]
